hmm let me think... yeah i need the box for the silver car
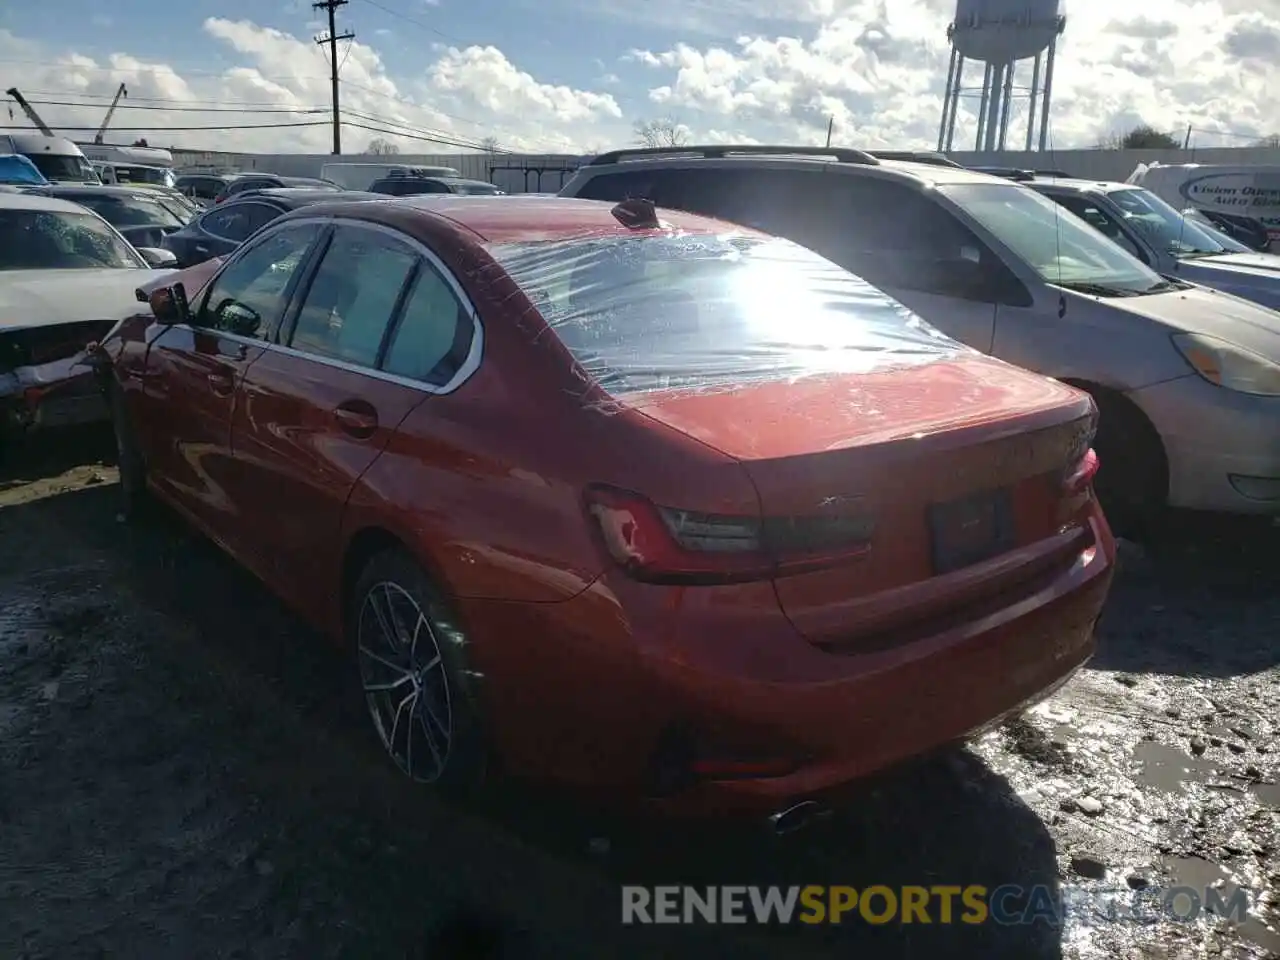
[1030,177,1280,311]
[560,151,1280,525]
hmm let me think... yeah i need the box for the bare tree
[633,117,689,148]
[479,135,501,153]
[1253,133,1280,148]
[366,137,400,155]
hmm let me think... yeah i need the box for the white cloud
[624,0,1280,148]
[1,2,1278,159]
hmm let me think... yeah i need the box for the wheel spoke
[358,578,455,784]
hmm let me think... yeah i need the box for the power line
[341,111,498,151]
[0,121,329,132]
[313,0,355,154]
[17,97,326,115]
[353,0,459,42]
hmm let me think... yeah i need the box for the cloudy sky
[1,0,1277,155]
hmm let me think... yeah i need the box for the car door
[226,221,439,615]
[137,222,324,556]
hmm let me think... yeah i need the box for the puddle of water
[1250,782,1280,808]
[1161,855,1280,956]
[1132,741,1216,794]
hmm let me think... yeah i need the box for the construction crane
[4,87,55,136]
[94,83,128,144]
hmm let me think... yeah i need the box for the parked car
[1025,176,1280,311]
[560,146,1280,528]
[0,192,176,442]
[105,193,1114,815]
[25,184,193,251]
[161,188,383,267]
[213,174,341,204]
[175,173,233,207]
[367,173,505,197]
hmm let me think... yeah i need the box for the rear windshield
[486,233,961,396]
[58,193,185,229]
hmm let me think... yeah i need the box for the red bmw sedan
[98,194,1115,821]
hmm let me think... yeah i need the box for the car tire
[350,549,488,793]
[108,379,149,523]
[1089,391,1167,540]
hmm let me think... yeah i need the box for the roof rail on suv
[585,144,881,167]
[871,151,963,168]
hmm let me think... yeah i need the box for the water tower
[937,0,1066,153]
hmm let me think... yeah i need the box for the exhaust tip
[768,800,830,836]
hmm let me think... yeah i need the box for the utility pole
[825,116,834,148]
[313,0,354,155]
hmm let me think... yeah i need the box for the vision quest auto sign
[620,883,1254,926]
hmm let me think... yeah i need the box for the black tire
[1088,390,1167,540]
[107,378,149,522]
[349,549,487,793]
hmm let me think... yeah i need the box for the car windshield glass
[486,233,963,396]
[27,153,98,183]
[64,194,185,229]
[939,182,1167,295]
[1107,188,1229,257]
[0,209,141,270]
[455,183,501,195]
[1182,211,1253,252]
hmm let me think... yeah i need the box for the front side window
[939,182,1169,296]
[200,202,280,243]
[1106,188,1229,258]
[0,209,143,270]
[488,233,962,396]
[194,224,321,338]
[288,226,418,367]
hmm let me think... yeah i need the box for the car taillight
[1061,448,1100,496]
[584,485,872,585]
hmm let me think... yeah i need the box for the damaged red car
[98,194,1116,822]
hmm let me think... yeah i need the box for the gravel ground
[0,428,1277,960]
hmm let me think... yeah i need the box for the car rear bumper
[460,506,1115,817]
[1131,374,1280,514]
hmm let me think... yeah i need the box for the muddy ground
[0,428,1277,960]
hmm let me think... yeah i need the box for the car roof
[578,147,1007,188]
[284,194,763,243]
[0,192,99,214]
[231,188,383,207]
[36,184,170,199]
[1028,176,1136,194]
[374,176,497,189]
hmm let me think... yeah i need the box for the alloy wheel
[357,580,453,782]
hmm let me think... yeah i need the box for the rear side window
[487,233,962,396]
[200,202,280,243]
[382,264,473,386]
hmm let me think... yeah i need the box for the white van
[0,133,98,183]
[319,162,460,191]
[93,161,177,188]
[1129,162,1280,248]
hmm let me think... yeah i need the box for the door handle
[207,368,235,396]
[333,400,378,439]
[194,244,209,256]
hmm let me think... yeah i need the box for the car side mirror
[145,282,191,326]
[137,246,179,268]
[215,300,262,338]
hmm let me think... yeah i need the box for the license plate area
[929,487,1016,575]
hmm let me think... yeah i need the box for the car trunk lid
[628,354,1098,647]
